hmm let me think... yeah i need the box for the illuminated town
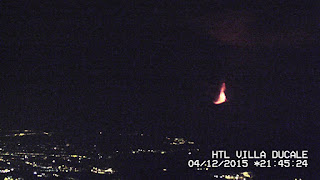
[0,129,117,179]
[0,129,258,179]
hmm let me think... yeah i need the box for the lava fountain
[214,82,227,104]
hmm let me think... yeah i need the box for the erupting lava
[214,82,227,104]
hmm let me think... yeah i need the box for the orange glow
[214,83,227,104]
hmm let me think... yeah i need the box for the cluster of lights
[131,149,166,154]
[15,152,44,156]
[58,165,79,172]
[212,172,252,179]
[91,167,115,174]
[14,133,36,137]
[2,130,42,137]
[0,169,12,173]
[4,176,23,180]
[25,161,57,172]
[69,154,87,159]
[167,137,195,145]
[33,171,47,178]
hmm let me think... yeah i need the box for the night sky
[2,0,320,150]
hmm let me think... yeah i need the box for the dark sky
[1,1,319,141]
